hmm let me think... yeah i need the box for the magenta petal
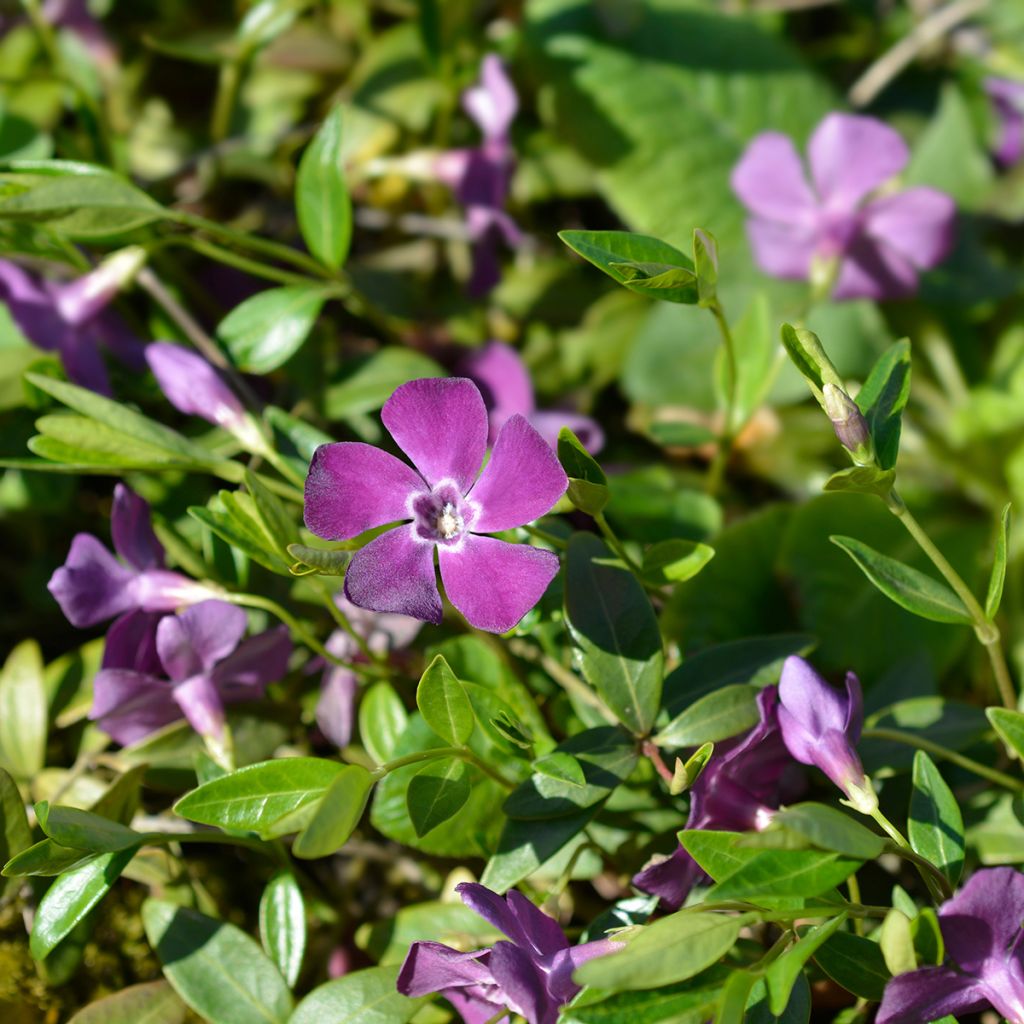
[397,942,493,997]
[463,54,518,142]
[876,966,988,1024]
[939,867,1024,973]
[48,533,136,627]
[305,442,424,541]
[91,668,180,745]
[172,671,226,740]
[487,941,551,1024]
[316,667,358,748]
[460,341,535,444]
[745,218,817,280]
[146,343,246,431]
[468,415,567,533]
[381,378,488,492]
[156,601,247,681]
[344,526,442,624]
[862,188,955,269]
[212,626,292,701]
[111,484,164,570]
[731,132,816,222]
[808,113,908,209]
[439,536,559,634]
[527,411,604,455]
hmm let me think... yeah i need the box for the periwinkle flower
[459,341,604,453]
[731,113,955,300]
[91,600,290,748]
[985,77,1024,168]
[777,656,877,814]
[0,251,146,395]
[48,484,217,629]
[634,687,794,909]
[877,867,1024,1024]
[397,882,620,1024]
[304,377,567,634]
[821,382,873,463]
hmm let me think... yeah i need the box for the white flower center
[435,503,464,540]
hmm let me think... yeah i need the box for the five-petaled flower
[304,377,567,634]
[634,686,795,909]
[731,113,955,300]
[777,655,877,814]
[460,341,604,453]
[397,882,620,1024]
[91,599,290,750]
[877,867,1024,1024]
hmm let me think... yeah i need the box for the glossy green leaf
[988,707,1024,760]
[823,466,896,498]
[565,532,663,735]
[641,539,715,587]
[174,757,347,838]
[670,742,714,796]
[0,639,47,778]
[562,972,726,1024]
[765,913,847,1015]
[407,758,471,837]
[985,503,1011,619]
[679,830,759,882]
[779,324,844,402]
[245,469,300,550]
[880,909,916,977]
[762,803,886,860]
[259,870,306,988]
[908,751,964,886]
[416,655,473,746]
[359,682,408,765]
[855,340,911,471]
[296,105,352,269]
[716,969,756,1024]
[324,348,446,422]
[708,848,862,901]
[812,930,890,1001]
[692,228,718,307]
[288,965,424,1024]
[218,286,330,374]
[830,536,972,625]
[143,900,293,1024]
[67,980,187,1024]
[746,973,811,1024]
[36,802,142,853]
[0,767,31,894]
[558,426,609,514]
[292,763,374,858]
[189,491,292,575]
[655,684,759,749]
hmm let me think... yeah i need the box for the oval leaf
[296,106,352,269]
[416,655,473,747]
[259,870,306,989]
[292,764,374,859]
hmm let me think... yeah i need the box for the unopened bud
[822,383,873,463]
[54,246,147,326]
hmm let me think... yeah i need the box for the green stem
[311,579,382,666]
[870,806,950,902]
[259,445,307,490]
[143,830,276,859]
[221,591,345,668]
[521,523,568,551]
[862,727,1024,791]
[846,872,864,936]
[594,512,642,575]
[157,236,316,287]
[706,299,738,496]
[211,60,243,142]
[373,746,515,790]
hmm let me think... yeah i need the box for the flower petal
[939,867,1024,974]
[633,845,706,910]
[90,668,180,745]
[397,941,493,997]
[212,626,292,701]
[488,941,553,1024]
[468,415,567,533]
[344,526,443,624]
[528,411,604,455]
[304,442,424,541]
[48,533,136,627]
[460,341,535,444]
[745,218,817,280]
[843,671,863,743]
[316,667,358,748]
[808,113,909,209]
[111,484,164,570]
[731,132,816,223]
[439,535,559,634]
[156,600,247,681]
[862,188,956,269]
[506,890,569,956]
[463,54,518,142]
[146,343,246,431]
[833,235,918,300]
[102,610,164,675]
[545,940,622,1005]
[172,671,226,740]
[59,329,113,395]
[875,966,988,1024]
[0,260,70,354]
[778,657,848,735]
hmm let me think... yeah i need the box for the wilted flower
[459,341,604,453]
[397,882,620,1024]
[48,484,216,629]
[985,77,1024,168]
[0,251,146,395]
[877,867,1024,1024]
[731,113,955,300]
[777,656,876,813]
[634,687,794,909]
[304,377,566,634]
[91,600,290,748]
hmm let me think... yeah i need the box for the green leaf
[292,764,374,859]
[558,426,609,515]
[559,230,697,304]
[641,539,715,587]
[174,757,348,838]
[35,803,142,853]
[746,973,811,1024]
[727,292,775,428]
[779,324,844,402]
[0,767,31,895]
[854,339,911,471]
[286,543,351,577]
[574,912,746,992]
[324,348,446,423]
[143,900,293,1024]
[823,466,896,498]
[908,751,965,886]
[296,106,352,269]
[259,870,306,988]
[655,684,760,749]
[565,532,663,735]
[67,981,187,1024]
[407,758,471,837]
[761,803,886,860]
[812,930,890,1001]
[987,707,1024,761]
[30,844,139,958]
[218,286,331,374]
[985,503,1011,619]
[708,849,862,901]
[669,742,714,796]
[679,830,759,883]
[359,682,408,765]
[189,491,292,575]
[765,913,847,1015]
[0,639,47,778]
[245,469,300,550]
[880,909,916,977]
[692,228,718,308]
[416,655,473,747]
[561,972,726,1024]
[717,969,757,1024]
[288,965,424,1024]
[830,535,973,625]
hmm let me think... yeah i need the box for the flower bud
[822,383,874,463]
[53,246,147,326]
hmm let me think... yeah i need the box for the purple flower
[304,377,567,634]
[985,77,1024,168]
[42,0,116,64]
[634,687,794,909]
[91,599,291,747]
[316,595,421,748]
[397,882,620,1024]
[877,867,1024,1024]
[731,113,955,300]
[0,252,145,395]
[48,484,216,629]
[777,656,877,814]
[459,341,604,453]
[435,55,521,296]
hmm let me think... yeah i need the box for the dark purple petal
[146,343,247,431]
[156,601,247,681]
[986,77,1024,166]
[102,610,164,674]
[439,536,559,634]
[445,989,507,1024]
[58,329,113,395]
[745,218,818,280]
[397,941,493,997]
[459,341,535,445]
[833,234,919,301]
[862,188,956,270]
[48,533,136,627]
[344,525,442,624]
[527,411,604,455]
[876,966,988,1024]
[505,890,568,956]
[212,626,292,701]
[843,671,863,743]
[90,668,180,745]
[808,113,909,209]
[633,845,705,910]
[468,415,567,534]
[111,484,164,570]
[731,132,816,223]
[939,867,1024,974]
[381,378,488,493]
[544,940,622,1006]
[463,55,518,143]
[172,671,226,740]
[488,941,552,1024]
[304,442,425,541]
[0,259,70,355]
[778,657,848,737]
[89,309,147,371]
[316,667,358,748]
